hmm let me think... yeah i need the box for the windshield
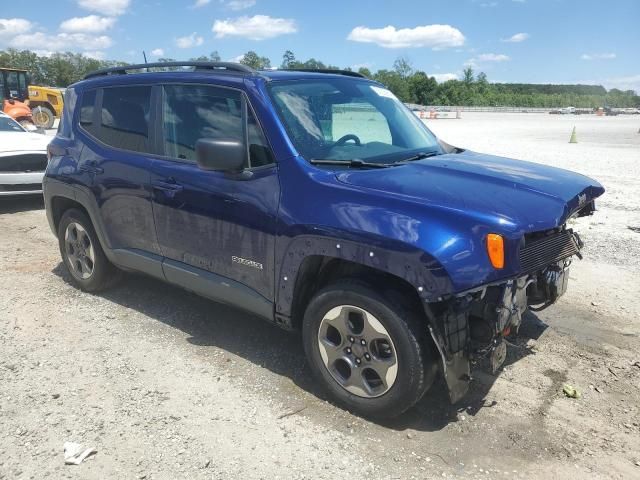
[0,116,25,133]
[267,78,441,164]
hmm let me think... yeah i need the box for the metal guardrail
[425,106,553,113]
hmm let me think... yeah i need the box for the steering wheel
[334,134,361,147]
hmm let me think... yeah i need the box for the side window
[95,86,152,153]
[0,73,4,102]
[79,90,97,135]
[6,72,19,98]
[163,85,242,163]
[247,108,274,167]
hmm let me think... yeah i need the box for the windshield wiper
[394,151,441,164]
[309,159,392,169]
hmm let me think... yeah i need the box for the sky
[1,0,638,91]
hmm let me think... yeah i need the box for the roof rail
[84,62,256,80]
[282,68,366,78]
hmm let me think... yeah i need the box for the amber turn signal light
[486,233,505,269]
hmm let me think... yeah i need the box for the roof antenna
[142,51,148,64]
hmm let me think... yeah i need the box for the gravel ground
[1,113,639,479]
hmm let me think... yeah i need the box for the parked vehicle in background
[0,111,50,196]
[28,85,64,129]
[559,106,576,114]
[0,67,35,128]
[44,62,604,418]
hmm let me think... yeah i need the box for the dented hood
[335,150,605,233]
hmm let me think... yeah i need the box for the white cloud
[60,15,116,33]
[192,0,210,7]
[84,50,106,59]
[10,32,112,51]
[347,24,465,49]
[226,0,256,10]
[512,0,526,3]
[0,18,33,37]
[477,53,510,62]
[479,2,498,7]
[228,54,245,63]
[213,15,297,40]
[465,53,510,67]
[432,73,458,82]
[151,48,164,56]
[175,32,204,48]
[502,32,529,43]
[581,53,616,60]
[78,0,130,16]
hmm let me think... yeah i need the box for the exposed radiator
[519,230,579,273]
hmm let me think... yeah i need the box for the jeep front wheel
[302,281,435,418]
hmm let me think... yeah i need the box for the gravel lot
[1,113,639,479]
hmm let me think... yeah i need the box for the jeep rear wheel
[302,281,435,418]
[58,209,119,292]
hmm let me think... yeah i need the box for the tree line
[1,48,637,108]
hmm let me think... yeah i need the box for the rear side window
[162,85,242,163]
[79,90,97,135]
[95,86,152,153]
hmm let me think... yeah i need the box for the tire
[57,208,119,292]
[302,280,436,418]
[32,106,55,129]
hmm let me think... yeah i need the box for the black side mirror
[196,138,246,172]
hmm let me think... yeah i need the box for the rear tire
[32,106,55,129]
[57,208,119,292]
[302,280,435,418]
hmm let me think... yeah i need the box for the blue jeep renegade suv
[44,62,604,418]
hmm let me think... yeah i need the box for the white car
[0,112,51,196]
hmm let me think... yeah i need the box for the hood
[0,132,50,156]
[335,151,605,233]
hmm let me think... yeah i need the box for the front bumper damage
[425,229,581,403]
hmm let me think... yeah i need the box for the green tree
[393,56,413,79]
[408,71,438,105]
[463,67,474,85]
[189,51,221,62]
[357,67,372,78]
[373,70,411,101]
[281,50,296,69]
[240,51,271,69]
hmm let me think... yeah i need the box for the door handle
[78,160,104,175]
[152,179,184,197]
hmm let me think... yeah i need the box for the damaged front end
[424,227,583,403]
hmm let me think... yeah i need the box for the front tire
[58,209,119,292]
[302,281,435,418]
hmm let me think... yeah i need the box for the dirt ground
[1,113,639,479]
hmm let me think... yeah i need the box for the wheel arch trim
[275,234,453,319]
